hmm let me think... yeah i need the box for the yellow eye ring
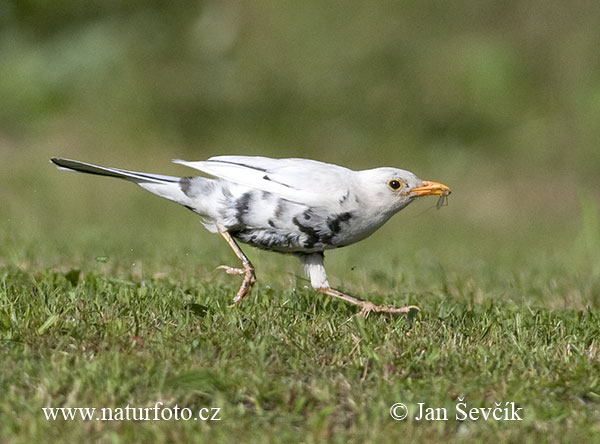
[388,180,403,190]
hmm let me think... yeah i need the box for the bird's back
[175,155,356,209]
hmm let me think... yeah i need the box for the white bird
[51,156,450,316]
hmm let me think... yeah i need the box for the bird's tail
[50,157,180,184]
[50,157,194,208]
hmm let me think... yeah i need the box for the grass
[1,181,599,443]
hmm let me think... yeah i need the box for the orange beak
[409,180,451,197]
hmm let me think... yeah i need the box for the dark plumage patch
[303,210,312,220]
[268,219,276,227]
[339,190,350,204]
[232,229,295,251]
[319,232,333,245]
[292,217,320,249]
[263,174,292,188]
[327,212,353,234]
[235,192,252,222]
[179,177,195,197]
[274,200,285,219]
[180,176,216,199]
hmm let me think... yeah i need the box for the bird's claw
[217,264,256,306]
[216,265,245,275]
[355,302,420,318]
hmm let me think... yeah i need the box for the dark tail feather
[50,158,179,184]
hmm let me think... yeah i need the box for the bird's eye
[388,180,403,190]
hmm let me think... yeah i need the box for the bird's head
[357,167,451,213]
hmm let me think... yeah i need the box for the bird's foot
[216,265,256,306]
[355,301,420,318]
[216,265,245,275]
[318,287,418,317]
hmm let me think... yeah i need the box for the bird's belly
[231,214,388,254]
[231,228,324,253]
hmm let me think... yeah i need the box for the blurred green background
[1,0,600,300]
[2,2,600,442]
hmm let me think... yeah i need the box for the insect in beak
[408,181,451,209]
[436,193,449,209]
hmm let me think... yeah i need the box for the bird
[50,155,450,316]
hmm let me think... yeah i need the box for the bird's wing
[173,156,353,207]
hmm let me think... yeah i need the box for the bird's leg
[301,253,418,317]
[216,230,256,305]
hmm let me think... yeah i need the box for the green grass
[1,186,599,443]
[1,268,599,443]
